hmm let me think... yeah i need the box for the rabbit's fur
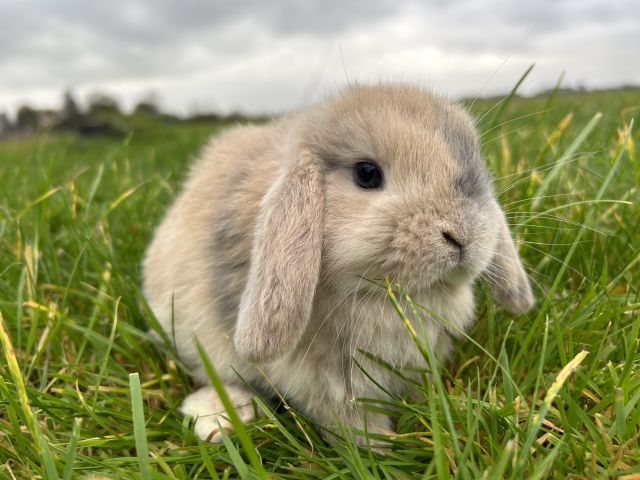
[143,84,533,443]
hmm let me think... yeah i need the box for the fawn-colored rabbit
[143,84,533,443]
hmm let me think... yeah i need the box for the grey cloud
[2,0,400,48]
[0,0,638,115]
[0,0,400,90]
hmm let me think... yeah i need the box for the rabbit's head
[234,84,534,363]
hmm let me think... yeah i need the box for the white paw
[180,385,255,443]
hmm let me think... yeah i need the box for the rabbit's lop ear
[486,211,534,314]
[234,149,324,363]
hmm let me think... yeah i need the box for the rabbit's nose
[441,231,464,250]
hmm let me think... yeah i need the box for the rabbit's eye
[353,161,383,189]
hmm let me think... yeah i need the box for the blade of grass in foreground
[0,310,38,443]
[384,279,465,478]
[219,427,252,479]
[36,423,61,480]
[486,439,515,480]
[62,418,83,480]
[1,309,61,478]
[196,340,267,480]
[198,442,222,480]
[129,372,152,480]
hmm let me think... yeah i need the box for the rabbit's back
[143,123,284,382]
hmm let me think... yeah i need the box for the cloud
[0,0,638,116]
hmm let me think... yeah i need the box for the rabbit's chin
[440,267,477,287]
[401,259,484,292]
[337,266,477,297]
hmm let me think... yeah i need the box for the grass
[0,84,639,478]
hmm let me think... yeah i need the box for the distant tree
[88,92,120,115]
[133,90,160,115]
[61,90,81,120]
[16,105,39,130]
[0,113,9,134]
[133,101,157,115]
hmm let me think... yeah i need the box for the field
[0,85,639,479]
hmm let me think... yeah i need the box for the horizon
[3,80,640,123]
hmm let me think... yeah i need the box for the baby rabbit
[143,84,533,443]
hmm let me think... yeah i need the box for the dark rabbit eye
[353,161,383,189]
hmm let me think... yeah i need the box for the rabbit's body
[143,84,533,442]
[144,124,281,386]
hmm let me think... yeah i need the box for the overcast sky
[1,0,639,117]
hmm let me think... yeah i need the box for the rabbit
[142,83,534,444]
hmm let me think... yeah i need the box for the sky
[1,0,639,118]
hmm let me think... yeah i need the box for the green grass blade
[36,422,60,480]
[219,427,251,480]
[527,438,566,480]
[195,340,267,479]
[0,309,40,450]
[62,417,83,480]
[486,438,514,480]
[198,442,221,480]
[129,372,152,480]
[484,63,535,132]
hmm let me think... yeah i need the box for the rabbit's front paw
[181,385,255,443]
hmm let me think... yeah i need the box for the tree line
[0,90,258,139]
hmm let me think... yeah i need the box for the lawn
[0,85,639,479]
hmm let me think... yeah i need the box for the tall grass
[1,87,639,478]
